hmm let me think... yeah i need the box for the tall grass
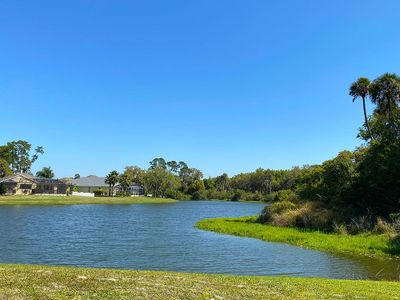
[196,216,400,258]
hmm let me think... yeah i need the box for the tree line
[105,159,304,200]
[259,73,400,234]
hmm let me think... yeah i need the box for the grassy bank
[1,264,400,299]
[196,216,400,258]
[0,195,177,206]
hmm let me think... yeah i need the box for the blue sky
[1,0,400,178]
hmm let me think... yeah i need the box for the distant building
[70,175,109,193]
[124,184,145,196]
[0,173,72,195]
[71,175,144,196]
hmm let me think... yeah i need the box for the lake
[0,201,398,280]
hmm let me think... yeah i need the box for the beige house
[0,173,71,195]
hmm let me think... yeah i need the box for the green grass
[0,195,178,206]
[0,264,399,299]
[196,216,400,258]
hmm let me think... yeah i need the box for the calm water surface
[0,201,399,280]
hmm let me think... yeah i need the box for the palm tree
[349,77,374,141]
[105,170,119,196]
[369,73,400,137]
[36,166,55,178]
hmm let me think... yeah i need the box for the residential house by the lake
[71,175,144,196]
[0,173,72,195]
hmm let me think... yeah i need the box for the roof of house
[70,175,109,187]
[0,173,67,185]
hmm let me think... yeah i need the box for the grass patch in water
[0,195,177,206]
[0,264,400,299]
[196,216,400,258]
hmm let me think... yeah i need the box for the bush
[374,217,395,234]
[94,188,106,197]
[115,191,130,197]
[231,190,266,202]
[0,183,6,195]
[166,189,190,200]
[191,190,209,200]
[231,190,245,201]
[347,215,375,234]
[333,222,348,235]
[258,201,296,223]
[265,189,299,203]
[259,201,334,231]
[270,209,298,227]
[293,202,334,231]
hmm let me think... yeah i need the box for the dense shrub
[258,201,296,223]
[192,189,233,201]
[348,141,400,218]
[115,191,130,197]
[0,183,6,195]
[292,202,334,230]
[259,201,334,231]
[166,189,190,200]
[231,190,266,202]
[265,189,299,203]
[94,188,107,197]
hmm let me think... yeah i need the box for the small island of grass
[196,216,400,258]
[0,195,177,206]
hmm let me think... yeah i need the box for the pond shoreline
[196,216,400,259]
[1,264,400,299]
[0,195,177,206]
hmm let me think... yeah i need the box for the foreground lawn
[0,265,399,299]
[196,216,400,258]
[0,195,177,206]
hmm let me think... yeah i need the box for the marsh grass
[1,264,400,299]
[196,216,400,258]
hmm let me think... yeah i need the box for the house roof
[70,175,109,187]
[0,173,35,183]
[0,173,67,185]
[35,178,67,185]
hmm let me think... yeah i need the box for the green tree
[149,158,167,170]
[369,73,400,138]
[105,170,119,196]
[5,140,44,173]
[144,167,180,198]
[350,141,400,217]
[0,145,13,165]
[0,159,12,178]
[123,166,145,186]
[119,172,133,193]
[36,166,54,178]
[166,160,179,174]
[215,173,229,192]
[188,179,205,195]
[349,77,374,141]
[74,173,80,179]
[179,167,203,193]
[320,151,357,206]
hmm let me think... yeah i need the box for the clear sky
[1,0,400,178]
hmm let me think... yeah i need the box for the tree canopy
[36,166,55,178]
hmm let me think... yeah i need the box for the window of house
[20,184,32,190]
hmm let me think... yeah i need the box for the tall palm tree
[369,73,400,137]
[105,170,119,196]
[349,77,374,141]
